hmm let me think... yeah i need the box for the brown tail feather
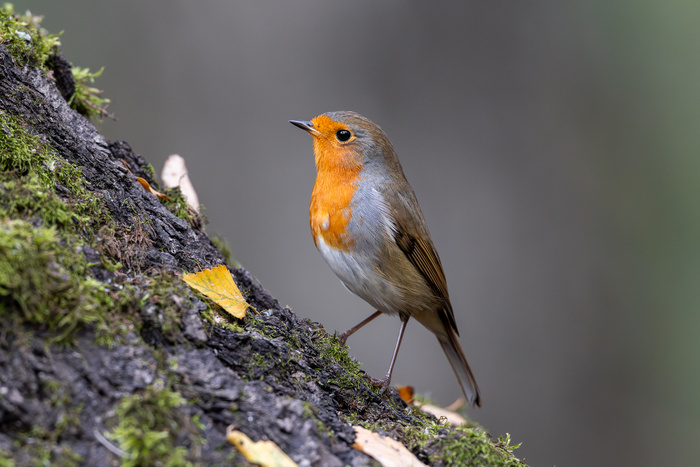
[438,327,481,407]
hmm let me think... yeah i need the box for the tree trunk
[0,18,525,466]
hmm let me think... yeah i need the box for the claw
[364,374,391,394]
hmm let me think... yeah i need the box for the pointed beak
[289,119,320,136]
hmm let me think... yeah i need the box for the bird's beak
[289,119,320,136]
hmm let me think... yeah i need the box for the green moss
[0,4,60,69]
[348,406,525,467]
[0,219,142,345]
[316,334,370,391]
[9,415,84,466]
[107,379,203,467]
[247,353,270,380]
[244,314,280,339]
[0,220,101,343]
[16,432,82,467]
[1,4,111,121]
[0,108,146,345]
[199,304,244,333]
[424,426,525,466]
[0,451,14,467]
[0,109,144,343]
[143,163,156,180]
[140,272,199,343]
[69,66,112,120]
[0,109,108,236]
[162,186,202,229]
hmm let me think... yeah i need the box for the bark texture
[0,41,524,467]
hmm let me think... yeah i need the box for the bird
[290,111,481,407]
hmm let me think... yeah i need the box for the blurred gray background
[15,1,700,465]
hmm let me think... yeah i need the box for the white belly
[316,236,405,316]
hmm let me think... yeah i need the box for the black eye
[336,129,352,142]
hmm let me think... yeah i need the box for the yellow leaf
[182,264,250,318]
[352,426,427,467]
[227,427,298,467]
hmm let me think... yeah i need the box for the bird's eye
[336,129,352,142]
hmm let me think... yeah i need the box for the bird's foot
[364,374,391,394]
[336,331,349,346]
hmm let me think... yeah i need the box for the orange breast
[309,138,362,252]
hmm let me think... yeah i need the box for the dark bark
[0,41,523,466]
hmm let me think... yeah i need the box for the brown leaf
[121,159,170,200]
[397,385,414,404]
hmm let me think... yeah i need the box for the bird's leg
[337,310,383,345]
[367,318,408,393]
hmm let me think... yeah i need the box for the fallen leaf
[397,385,414,403]
[136,176,170,200]
[161,154,199,212]
[419,403,467,426]
[121,159,171,201]
[352,426,427,467]
[182,264,250,318]
[227,427,297,467]
[444,397,465,412]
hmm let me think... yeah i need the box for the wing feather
[392,219,459,334]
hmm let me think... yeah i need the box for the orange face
[307,115,364,252]
[308,115,361,170]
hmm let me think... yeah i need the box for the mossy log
[0,8,526,466]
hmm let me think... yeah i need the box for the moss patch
[0,220,111,344]
[139,272,202,344]
[348,411,525,467]
[0,109,108,236]
[69,66,112,120]
[316,334,369,391]
[107,379,204,467]
[162,185,203,229]
[0,4,60,69]
[0,110,142,345]
[0,4,110,120]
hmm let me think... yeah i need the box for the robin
[290,111,481,407]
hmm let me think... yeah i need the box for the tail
[438,327,481,407]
